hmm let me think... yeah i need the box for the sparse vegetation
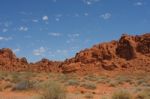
[135,88,150,99]
[67,79,79,86]
[40,81,66,99]
[84,93,93,99]
[12,80,34,91]
[112,90,132,99]
[81,82,96,90]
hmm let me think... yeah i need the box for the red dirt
[0,33,150,74]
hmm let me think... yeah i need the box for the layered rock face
[0,33,150,74]
[61,33,150,74]
[0,48,62,72]
[30,58,62,72]
[0,48,28,71]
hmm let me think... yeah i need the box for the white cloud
[56,49,68,54]
[4,21,12,27]
[2,28,8,32]
[66,38,75,44]
[48,32,61,37]
[33,47,46,56]
[84,13,89,16]
[19,26,28,31]
[42,15,49,21]
[68,33,80,38]
[134,2,143,6]
[52,0,57,2]
[20,11,32,15]
[100,13,112,20]
[83,0,100,5]
[66,33,80,43]
[0,36,12,41]
[32,19,39,22]
[13,48,20,53]
[55,18,60,21]
[75,13,80,17]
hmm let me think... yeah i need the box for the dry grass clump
[40,81,66,99]
[84,93,93,99]
[84,74,99,82]
[67,79,80,86]
[112,90,132,99]
[81,82,96,90]
[135,88,150,99]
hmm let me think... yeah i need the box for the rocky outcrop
[0,33,150,74]
[30,58,62,72]
[61,33,150,74]
[0,48,28,71]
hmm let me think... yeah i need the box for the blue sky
[0,0,150,62]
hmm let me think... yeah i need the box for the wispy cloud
[68,33,80,38]
[100,13,112,20]
[84,13,89,16]
[0,36,12,41]
[33,47,46,56]
[19,11,32,15]
[19,26,28,31]
[134,2,143,6]
[55,14,62,21]
[83,0,100,5]
[48,32,61,37]
[42,15,49,21]
[66,33,80,43]
[32,19,39,23]
[2,28,8,32]
[55,18,60,21]
[3,21,12,27]
[13,48,20,53]
[52,0,57,2]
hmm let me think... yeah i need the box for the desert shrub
[101,95,108,99]
[109,81,118,87]
[141,83,150,87]
[0,71,8,80]
[84,75,99,81]
[67,79,79,86]
[21,71,34,79]
[81,82,96,90]
[84,93,93,99]
[40,81,66,99]
[12,80,34,91]
[136,79,146,86]
[97,78,110,84]
[58,74,70,83]
[10,72,21,83]
[135,88,150,99]
[112,90,132,99]
[115,75,132,84]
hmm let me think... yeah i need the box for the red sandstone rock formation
[0,48,28,71]
[61,33,150,74]
[0,33,150,74]
[30,58,62,72]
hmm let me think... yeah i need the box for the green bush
[112,90,132,99]
[40,81,66,99]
